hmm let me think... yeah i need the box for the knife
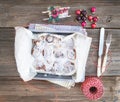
[97,28,105,77]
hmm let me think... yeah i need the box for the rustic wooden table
[0,0,120,102]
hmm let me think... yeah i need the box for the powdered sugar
[32,34,76,75]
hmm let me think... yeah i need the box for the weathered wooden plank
[0,28,17,76]
[0,76,119,102]
[0,0,120,6]
[0,2,120,27]
[0,28,120,77]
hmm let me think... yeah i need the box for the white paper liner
[14,26,92,88]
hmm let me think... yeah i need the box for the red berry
[81,16,87,21]
[81,10,87,16]
[93,16,99,22]
[91,7,96,13]
[75,10,81,15]
[91,23,96,29]
[81,22,86,27]
[88,15,93,21]
[76,16,82,22]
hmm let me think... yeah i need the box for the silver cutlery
[102,34,112,73]
[97,28,105,77]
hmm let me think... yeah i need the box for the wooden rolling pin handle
[102,54,107,73]
[97,56,102,77]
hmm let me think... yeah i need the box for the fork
[102,34,112,73]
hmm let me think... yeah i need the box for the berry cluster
[75,7,99,29]
[88,16,99,29]
[88,7,99,29]
[75,9,87,27]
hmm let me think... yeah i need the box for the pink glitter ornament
[81,77,103,100]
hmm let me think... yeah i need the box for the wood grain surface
[0,76,120,102]
[0,0,119,28]
[0,0,120,102]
